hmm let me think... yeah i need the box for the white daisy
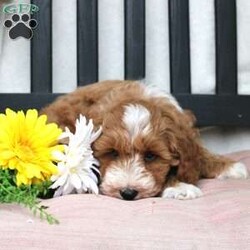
[50,115,102,197]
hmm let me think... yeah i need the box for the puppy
[41,80,249,200]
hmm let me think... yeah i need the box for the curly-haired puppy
[40,80,249,200]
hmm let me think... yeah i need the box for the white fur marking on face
[100,155,156,198]
[143,84,183,112]
[217,162,249,180]
[123,104,151,140]
[161,182,203,200]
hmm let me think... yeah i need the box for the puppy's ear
[167,141,180,166]
[159,105,201,184]
[183,109,200,138]
[161,119,201,184]
[173,129,202,184]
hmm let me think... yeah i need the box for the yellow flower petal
[0,108,63,186]
[0,150,15,160]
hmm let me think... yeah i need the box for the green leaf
[0,168,59,225]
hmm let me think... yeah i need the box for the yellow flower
[0,108,64,186]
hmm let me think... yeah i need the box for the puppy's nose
[120,188,138,200]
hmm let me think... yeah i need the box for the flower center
[15,142,35,162]
[70,167,77,174]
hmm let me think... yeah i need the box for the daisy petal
[50,114,101,196]
[70,174,82,190]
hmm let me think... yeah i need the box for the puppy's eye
[144,152,157,162]
[106,149,119,159]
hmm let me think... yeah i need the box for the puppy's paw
[217,162,249,180]
[161,182,203,200]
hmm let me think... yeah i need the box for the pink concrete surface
[1,151,250,250]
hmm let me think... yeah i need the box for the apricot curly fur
[41,80,235,199]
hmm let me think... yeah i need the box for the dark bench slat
[169,0,191,94]
[31,0,52,93]
[77,0,98,86]
[1,0,249,129]
[124,0,145,80]
[215,0,237,95]
[175,94,250,126]
[0,93,60,112]
[1,93,250,127]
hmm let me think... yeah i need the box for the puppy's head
[93,102,181,200]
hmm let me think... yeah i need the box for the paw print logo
[4,14,38,40]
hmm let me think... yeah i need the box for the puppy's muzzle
[120,188,138,200]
